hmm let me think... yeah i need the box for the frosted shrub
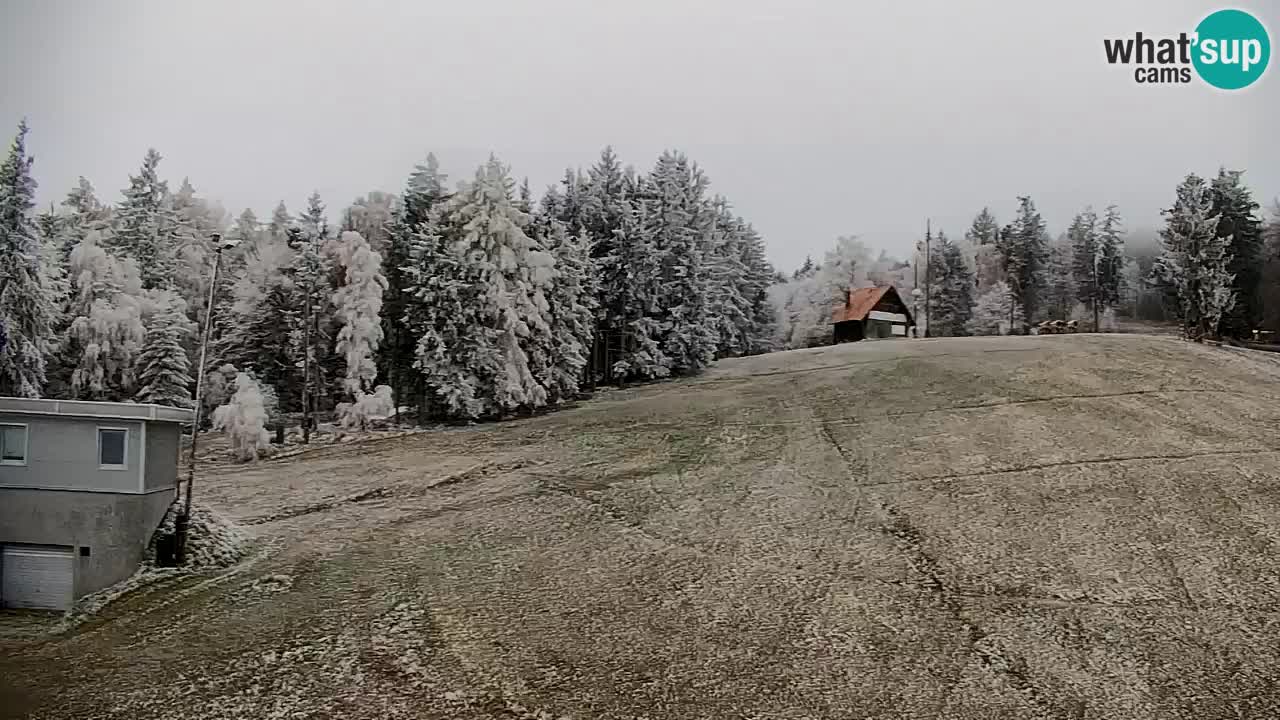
[211,372,272,462]
[336,384,395,431]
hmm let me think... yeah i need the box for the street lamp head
[211,233,241,252]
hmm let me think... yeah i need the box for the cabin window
[98,427,128,469]
[0,424,27,465]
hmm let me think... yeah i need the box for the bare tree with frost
[64,231,147,399]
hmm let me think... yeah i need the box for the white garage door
[2,544,75,611]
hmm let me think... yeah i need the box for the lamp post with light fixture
[175,232,240,564]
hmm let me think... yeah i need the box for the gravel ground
[4,334,1280,720]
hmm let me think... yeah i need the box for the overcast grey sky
[2,0,1276,271]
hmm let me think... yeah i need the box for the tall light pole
[176,233,240,564]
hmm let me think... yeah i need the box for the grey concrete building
[0,398,192,611]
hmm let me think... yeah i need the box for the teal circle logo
[1192,9,1270,89]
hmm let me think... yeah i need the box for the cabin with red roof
[831,285,914,343]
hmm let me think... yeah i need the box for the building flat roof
[0,397,194,424]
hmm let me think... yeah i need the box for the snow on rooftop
[0,397,194,424]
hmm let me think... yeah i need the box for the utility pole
[924,219,932,338]
[176,233,237,564]
[301,264,314,444]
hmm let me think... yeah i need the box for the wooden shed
[832,285,914,343]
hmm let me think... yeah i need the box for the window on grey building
[98,428,127,468]
[0,424,27,465]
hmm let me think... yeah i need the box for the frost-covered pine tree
[216,227,301,411]
[792,256,817,280]
[57,177,113,264]
[736,218,778,355]
[927,231,975,337]
[642,151,717,374]
[1152,174,1233,340]
[211,372,272,462]
[1096,205,1126,328]
[607,197,671,379]
[706,199,750,357]
[267,201,292,246]
[385,154,449,418]
[966,208,1003,294]
[540,221,597,402]
[1043,232,1075,322]
[403,207,475,417]
[293,192,338,413]
[1263,202,1280,336]
[430,156,555,417]
[0,121,56,398]
[135,290,194,407]
[996,197,1049,330]
[34,204,75,397]
[344,190,396,255]
[331,230,390,427]
[64,232,147,399]
[1069,208,1101,327]
[1210,169,1263,338]
[966,280,1023,335]
[112,149,178,289]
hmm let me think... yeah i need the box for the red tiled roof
[832,285,911,324]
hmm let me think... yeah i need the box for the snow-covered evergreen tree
[1152,174,1233,340]
[57,177,112,264]
[706,199,751,357]
[1096,205,1126,328]
[966,280,1023,335]
[293,192,338,412]
[410,156,556,419]
[112,149,178,288]
[1210,169,1263,338]
[1120,257,1143,317]
[0,121,56,398]
[606,197,671,379]
[996,197,1049,330]
[638,151,717,374]
[211,372,271,462]
[384,154,449,418]
[1069,208,1100,327]
[331,230,389,427]
[540,221,597,401]
[927,231,975,336]
[967,207,1000,246]
[403,207,476,416]
[1044,232,1075,321]
[792,256,816,280]
[34,205,70,336]
[344,190,396,254]
[135,290,195,407]
[1261,203,1280,336]
[216,229,300,411]
[267,201,292,246]
[736,218,777,354]
[64,232,147,399]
